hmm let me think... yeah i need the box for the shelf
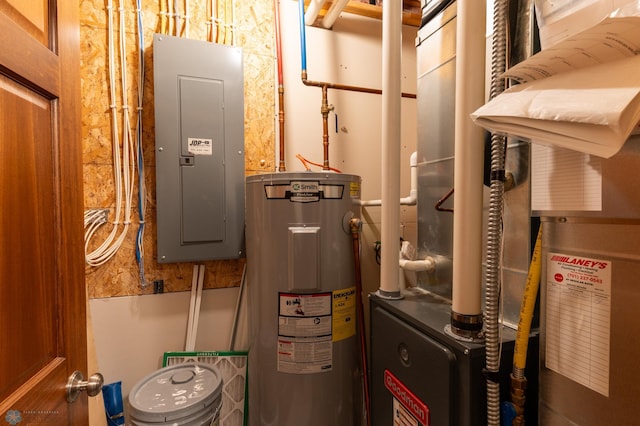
[305,0,422,28]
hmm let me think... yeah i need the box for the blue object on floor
[102,381,125,426]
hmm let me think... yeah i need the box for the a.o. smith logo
[291,181,319,192]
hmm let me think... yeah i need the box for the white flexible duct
[305,0,328,26]
[378,0,402,298]
[360,151,418,206]
[321,0,349,29]
[451,0,486,320]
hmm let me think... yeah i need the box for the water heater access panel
[153,34,244,263]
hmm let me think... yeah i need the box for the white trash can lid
[129,363,223,424]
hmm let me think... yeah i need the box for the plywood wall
[80,0,275,298]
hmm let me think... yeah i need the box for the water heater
[245,172,363,426]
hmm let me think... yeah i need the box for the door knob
[66,370,104,403]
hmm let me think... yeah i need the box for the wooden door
[0,1,88,424]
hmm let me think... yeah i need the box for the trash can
[128,363,223,426]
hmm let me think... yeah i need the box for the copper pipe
[275,0,286,171]
[349,217,371,426]
[298,2,415,173]
[320,85,332,170]
[435,187,454,213]
[303,73,416,172]
[302,71,416,98]
[277,87,286,171]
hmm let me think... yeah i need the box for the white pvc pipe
[378,0,402,298]
[452,0,486,316]
[360,151,418,207]
[321,0,349,29]
[401,151,419,205]
[399,257,436,273]
[305,0,328,26]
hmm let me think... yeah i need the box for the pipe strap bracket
[482,368,501,384]
[490,170,506,182]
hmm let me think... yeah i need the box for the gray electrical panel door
[153,34,244,263]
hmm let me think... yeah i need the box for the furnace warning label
[545,253,611,396]
[393,398,419,426]
[278,292,333,374]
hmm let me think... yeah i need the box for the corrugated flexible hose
[486,0,509,424]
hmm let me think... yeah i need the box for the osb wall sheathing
[80,0,275,298]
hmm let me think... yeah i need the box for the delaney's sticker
[545,252,611,396]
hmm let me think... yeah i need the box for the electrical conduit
[486,0,509,424]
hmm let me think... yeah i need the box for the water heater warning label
[278,292,333,374]
[332,287,356,342]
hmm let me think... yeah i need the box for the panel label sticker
[384,370,429,425]
[187,137,213,155]
[545,252,611,396]
[278,292,333,374]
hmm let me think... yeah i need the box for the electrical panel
[153,34,244,263]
